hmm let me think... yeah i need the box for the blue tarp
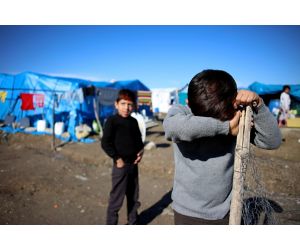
[106,80,150,92]
[0,71,151,142]
[248,81,300,114]
[178,92,187,105]
[249,82,300,101]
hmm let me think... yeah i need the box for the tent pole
[52,93,56,151]
[93,98,103,140]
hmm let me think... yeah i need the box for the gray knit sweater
[163,103,281,220]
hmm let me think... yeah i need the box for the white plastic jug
[54,122,64,135]
[37,120,46,132]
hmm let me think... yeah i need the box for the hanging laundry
[33,93,45,108]
[74,88,84,103]
[0,91,7,103]
[59,88,84,104]
[20,93,35,110]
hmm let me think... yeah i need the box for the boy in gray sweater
[163,69,281,225]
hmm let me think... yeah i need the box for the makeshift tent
[0,72,152,142]
[178,92,187,106]
[248,82,300,114]
[177,83,188,106]
[151,88,178,114]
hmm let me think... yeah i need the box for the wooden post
[52,93,56,151]
[93,98,103,139]
[229,106,253,225]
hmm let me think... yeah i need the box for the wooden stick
[93,98,103,139]
[52,93,56,151]
[229,106,253,225]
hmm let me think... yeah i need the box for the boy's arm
[251,102,282,149]
[163,104,230,142]
[101,117,120,160]
[233,89,281,149]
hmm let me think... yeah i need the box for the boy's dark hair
[188,69,237,121]
[283,85,290,91]
[116,89,136,104]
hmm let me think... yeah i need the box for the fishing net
[241,146,278,225]
[230,106,278,225]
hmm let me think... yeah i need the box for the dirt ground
[0,123,299,225]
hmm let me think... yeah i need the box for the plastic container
[37,120,46,132]
[54,122,65,135]
[268,99,280,113]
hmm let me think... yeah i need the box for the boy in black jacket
[101,89,144,225]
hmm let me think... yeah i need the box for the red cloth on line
[20,93,35,110]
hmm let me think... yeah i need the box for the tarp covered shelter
[248,82,300,100]
[151,88,178,113]
[248,82,300,113]
[0,72,152,142]
[177,83,188,106]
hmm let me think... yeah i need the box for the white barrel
[37,120,46,132]
[54,122,65,135]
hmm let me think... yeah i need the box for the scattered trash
[56,147,62,152]
[61,132,70,139]
[75,175,88,181]
[24,127,36,132]
[144,141,156,150]
[75,124,91,140]
[53,204,59,209]
[162,207,174,216]
[44,128,53,133]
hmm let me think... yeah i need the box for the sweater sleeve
[251,102,282,149]
[163,104,230,142]
[101,117,120,160]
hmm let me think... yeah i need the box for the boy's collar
[116,113,131,119]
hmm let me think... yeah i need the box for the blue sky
[0,25,300,89]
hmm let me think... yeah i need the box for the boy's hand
[116,158,125,168]
[229,110,241,136]
[234,90,262,109]
[134,149,144,165]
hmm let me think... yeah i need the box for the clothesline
[0,87,66,93]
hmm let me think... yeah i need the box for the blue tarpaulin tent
[249,82,300,101]
[248,82,300,114]
[0,72,151,142]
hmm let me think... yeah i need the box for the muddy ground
[0,123,299,225]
